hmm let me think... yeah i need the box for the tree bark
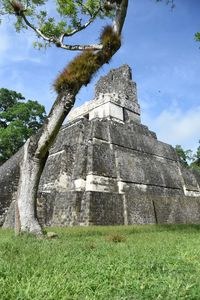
[15,91,76,235]
[15,140,46,235]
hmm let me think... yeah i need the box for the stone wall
[1,65,200,227]
[0,148,22,225]
[37,117,200,226]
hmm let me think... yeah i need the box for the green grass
[1,225,200,299]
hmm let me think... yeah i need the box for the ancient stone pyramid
[1,65,200,227]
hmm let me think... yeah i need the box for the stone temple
[1,65,200,227]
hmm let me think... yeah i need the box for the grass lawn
[1,225,200,299]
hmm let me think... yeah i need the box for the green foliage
[0,1,111,49]
[2,225,200,299]
[190,141,200,174]
[195,32,200,42]
[0,88,24,113]
[175,144,193,167]
[41,18,67,38]
[0,88,46,164]
[54,25,121,93]
[175,142,200,174]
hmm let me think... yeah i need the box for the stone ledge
[67,93,141,123]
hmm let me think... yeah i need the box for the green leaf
[195,32,200,42]
[0,88,46,164]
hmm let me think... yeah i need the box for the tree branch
[58,43,103,51]
[59,6,101,45]
[76,0,94,17]
[21,12,56,43]
[20,11,103,50]
[112,0,128,35]
[13,3,103,51]
[9,0,128,51]
[62,10,100,38]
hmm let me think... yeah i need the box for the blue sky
[0,0,200,152]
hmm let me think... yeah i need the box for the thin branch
[21,12,56,43]
[64,11,99,37]
[76,0,93,16]
[58,43,103,51]
[59,6,101,44]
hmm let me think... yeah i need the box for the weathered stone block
[95,65,137,104]
[181,166,200,192]
[91,119,109,141]
[87,141,117,178]
[89,102,124,121]
[50,119,89,154]
[115,146,183,189]
[123,109,140,123]
[87,192,124,225]
[51,192,84,226]
[0,150,21,225]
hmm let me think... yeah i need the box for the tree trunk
[15,139,46,235]
[15,91,76,235]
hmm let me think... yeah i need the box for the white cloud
[0,21,46,66]
[143,106,200,152]
[0,26,10,63]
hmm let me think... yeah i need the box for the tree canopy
[175,145,193,168]
[175,142,200,174]
[0,1,116,50]
[190,142,200,174]
[0,88,46,164]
